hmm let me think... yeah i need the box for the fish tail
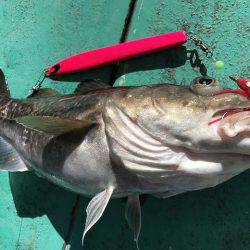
[0,69,10,98]
[0,69,12,117]
[0,69,29,172]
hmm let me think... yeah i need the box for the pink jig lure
[45,31,187,75]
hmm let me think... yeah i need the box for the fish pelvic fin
[74,79,110,94]
[15,116,96,136]
[82,186,114,245]
[0,137,29,172]
[0,69,10,98]
[125,194,141,250]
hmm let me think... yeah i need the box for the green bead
[214,60,224,70]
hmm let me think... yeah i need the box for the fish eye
[190,76,221,96]
[198,77,213,85]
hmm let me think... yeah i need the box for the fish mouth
[217,109,250,138]
[212,106,250,117]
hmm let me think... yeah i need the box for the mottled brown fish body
[0,75,249,244]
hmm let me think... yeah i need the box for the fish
[0,70,249,247]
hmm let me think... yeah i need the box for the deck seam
[61,196,81,250]
[109,0,138,85]
[16,218,23,249]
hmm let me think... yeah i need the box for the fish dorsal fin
[82,186,114,244]
[27,88,60,99]
[74,79,110,94]
[16,116,95,136]
[125,195,141,250]
[0,69,10,97]
[0,137,29,172]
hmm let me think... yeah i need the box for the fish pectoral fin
[125,194,141,250]
[0,137,29,172]
[27,88,60,98]
[82,186,114,245]
[16,116,96,136]
[74,79,110,94]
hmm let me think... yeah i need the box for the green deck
[0,1,249,249]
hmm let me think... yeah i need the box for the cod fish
[0,70,249,246]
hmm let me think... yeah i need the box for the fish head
[133,76,250,155]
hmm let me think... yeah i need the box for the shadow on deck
[9,169,250,250]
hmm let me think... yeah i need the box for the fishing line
[187,31,224,70]
[28,69,48,97]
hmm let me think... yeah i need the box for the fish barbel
[0,71,249,245]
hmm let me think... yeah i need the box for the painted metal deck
[0,1,249,249]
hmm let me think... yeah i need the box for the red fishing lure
[45,30,187,75]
